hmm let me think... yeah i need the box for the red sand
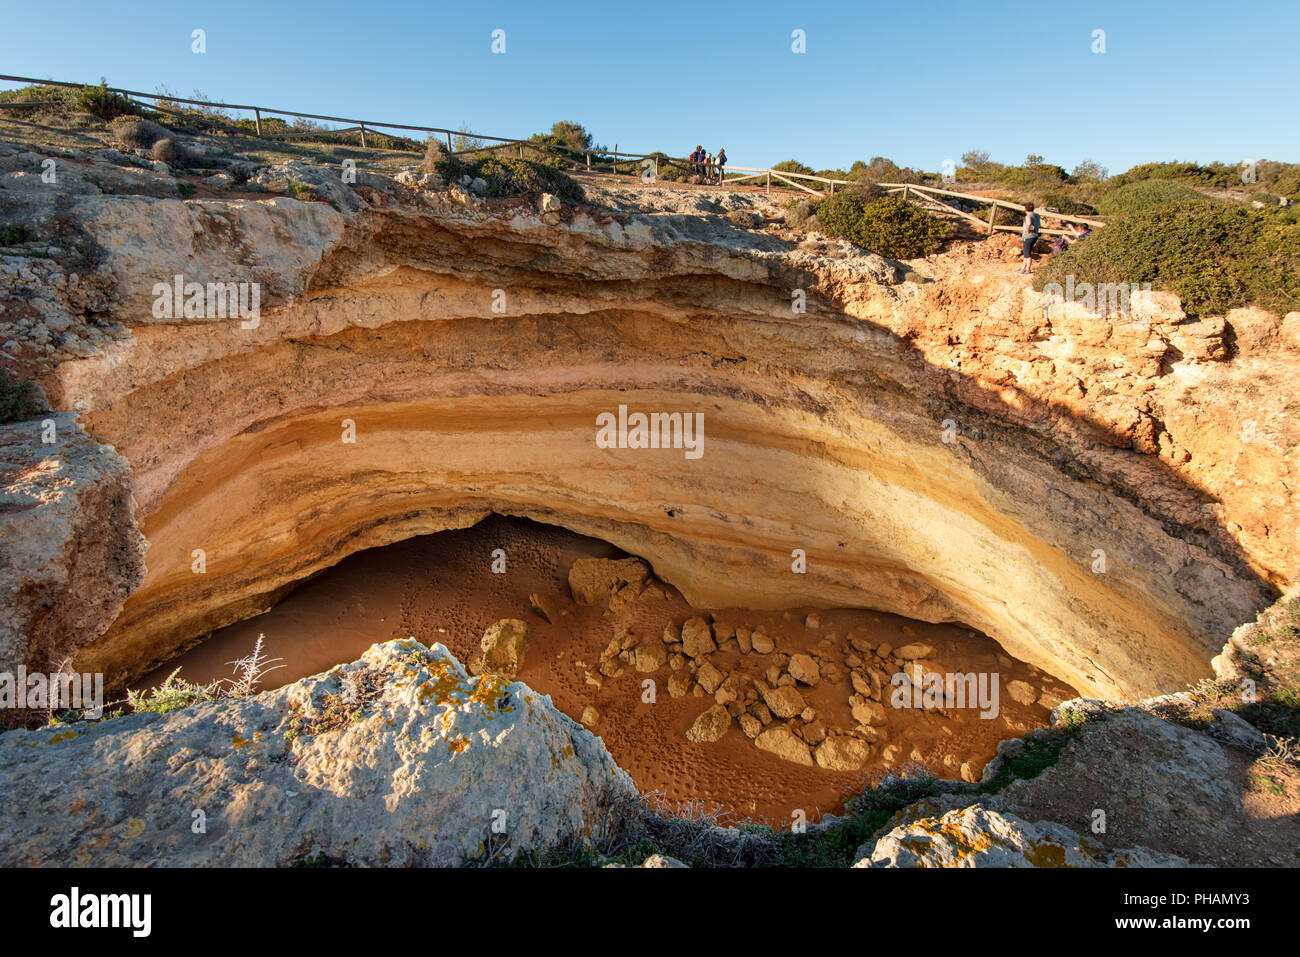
[142,515,1075,824]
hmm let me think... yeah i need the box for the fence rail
[0,72,1103,233]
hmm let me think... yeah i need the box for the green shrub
[75,81,139,121]
[1093,179,1212,217]
[472,157,585,202]
[0,224,34,246]
[1034,202,1300,316]
[1106,161,1234,190]
[816,191,950,259]
[771,159,815,176]
[0,368,42,423]
[150,137,195,165]
[1040,192,1097,216]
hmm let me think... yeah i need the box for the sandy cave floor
[141,515,1077,824]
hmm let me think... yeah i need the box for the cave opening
[138,513,1077,823]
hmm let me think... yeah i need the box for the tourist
[1018,203,1041,275]
[705,153,715,181]
[716,147,727,183]
[692,145,704,179]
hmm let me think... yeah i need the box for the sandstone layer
[1,140,1295,701]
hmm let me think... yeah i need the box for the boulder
[787,653,820,686]
[850,695,886,726]
[634,638,668,673]
[858,806,1191,868]
[680,617,717,659]
[750,631,775,654]
[815,735,870,771]
[470,618,530,679]
[754,726,814,765]
[528,592,560,624]
[685,703,732,743]
[0,640,635,866]
[667,670,693,698]
[567,557,650,607]
[695,661,726,694]
[760,683,806,719]
[894,643,934,660]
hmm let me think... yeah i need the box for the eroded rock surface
[0,640,634,866]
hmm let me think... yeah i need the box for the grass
[122,635,283,716]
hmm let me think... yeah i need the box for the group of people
[688,145,727,183]
[1018,202,1092,275]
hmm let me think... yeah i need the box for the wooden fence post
[987,202,998,236]
[359,124,367,149]
[253,109,262,136]
[766,171,771,194]
[445,131,452,151]
[902,184,910,202]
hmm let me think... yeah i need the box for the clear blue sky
[2,0,1297,175]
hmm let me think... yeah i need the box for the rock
[754,726,814,765]
[641,853,687,868]
[1208,709,1265,751]
[736,626,752,653]
[876,643,893,659]
[668,653,686,671]
[760,683,806,719]
[798,721,827,745]
[567,557,649,607]
[538,192,562,213]
[528,592,560,624]
[960,762,978,782]
[470,618,530,679]
[850,695,886,726]
[1007,680,1038,706]
[663,620,681,645]
[713,621,736,642]
[850,671,872,696]
[1037,688,1069,710]
[634,638,668,673]
[715,672,746,705]
[680,617,717,659]
[685,703,732,743]
[804,613,820,629]
[738,714,762,738]
[0,415,146,686]
[750,702,773,725]
[894,642,934,660]
[581,705,600,725]
[858,806,1190,868]
[667,670,693,698]
[800,707,816,722]
[815,735,870,771]
[0,640,635,866]
[695,661,725,694]
[750,631,775,654]
[788,653,820,686]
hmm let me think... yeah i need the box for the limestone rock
[696,661,725,694]
[1007,679,1038,706]
[634,638,668,673]
[859,806,1190,868]
[894,642,934,660]
[815,734,870,771]
[567,557,649,607]
[0,640,635,866]
[668,670,693,698]
[685,703,732,743]
[788,653,820,686]
[750,631,775,654]
[470,618,530,679]
[529,592,560,624]
[850,695,886,726]
[754,726,814,765]
[760,683,806,719]
[680,617,716,659]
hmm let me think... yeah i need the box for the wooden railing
[0,73,1103,232]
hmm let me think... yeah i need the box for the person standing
[1018,203,1041,275]
[716,147,727,183]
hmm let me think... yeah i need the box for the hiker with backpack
[1018,203,1041,275]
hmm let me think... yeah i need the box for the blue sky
[2,0,1297,175]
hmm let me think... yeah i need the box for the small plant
[175,182,196,198]
[225,634,285,697]
[76,80,139,121]
[288,180,320,202]
[126,669,220,714]
[0,224,34,246]
[0,368,42,423]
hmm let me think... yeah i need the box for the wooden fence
[0,73,1102,232]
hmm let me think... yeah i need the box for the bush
[110,116,170,150]
[1105,161,1234,190]
[151,137,195,165]
[472,157,585,203]
[771,159,815,176]
[1034,201,1300,316]
[1093,178,1212,217]
[0,368,42,423]
[75,81,139,121]
[816,190,951,259]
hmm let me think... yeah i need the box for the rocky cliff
[1,138,1296,705]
